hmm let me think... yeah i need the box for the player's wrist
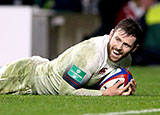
[102,89,109,96]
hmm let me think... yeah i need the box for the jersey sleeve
[60,63,104,96]
[59,38,104,96]
[59,79,104,96]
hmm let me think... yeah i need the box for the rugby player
[0,18,142,96]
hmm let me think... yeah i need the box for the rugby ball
[99,67,133,90]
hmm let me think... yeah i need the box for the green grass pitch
[0,66,160,115]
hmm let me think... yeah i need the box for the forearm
[59,80,103,96]
[70,88,103,96]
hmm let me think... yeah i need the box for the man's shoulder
[117,54,132,69]
[90,35,109,41]
[88,35,109,48]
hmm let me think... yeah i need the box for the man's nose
[117,43,123,50]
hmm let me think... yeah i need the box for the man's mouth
[113,49,122,56]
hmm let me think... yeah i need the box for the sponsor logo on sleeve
[63,65,86,89]
[68,65,86,83]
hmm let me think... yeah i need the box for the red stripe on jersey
[64,74,80,87]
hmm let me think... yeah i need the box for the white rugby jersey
[32,35,132,96]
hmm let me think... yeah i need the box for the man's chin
[109,54,129,63]
[110,59,119,63]
[109,56,122,63]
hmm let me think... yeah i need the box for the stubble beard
[107,41,130,63]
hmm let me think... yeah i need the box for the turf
[0,66,160,115]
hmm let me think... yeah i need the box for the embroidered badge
[68,65,86,83]
[99,68,107,74]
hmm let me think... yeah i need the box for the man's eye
[124,44,129,48]
[124,44,131,48]
[116,37,120,42]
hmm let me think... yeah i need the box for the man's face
[108,29,137,62]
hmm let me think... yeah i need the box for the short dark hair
[114,18,143,46]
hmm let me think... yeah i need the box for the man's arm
[59,79,136,96]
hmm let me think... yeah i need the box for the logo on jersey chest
[99,68,108,74]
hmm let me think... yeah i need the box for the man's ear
[132,44,139,53]
[109,29,114,38]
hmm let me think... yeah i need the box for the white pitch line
[84,108,160,115]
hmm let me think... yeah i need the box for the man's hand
[103,79,136,96]
[130,79,137,95]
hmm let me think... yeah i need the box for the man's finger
[120,82,131,92]
[122,87,132,96]
[131,79,137,88]
[114,80,125,88]
[130,79,137,95]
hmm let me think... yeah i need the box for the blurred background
[0,0,160,66]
